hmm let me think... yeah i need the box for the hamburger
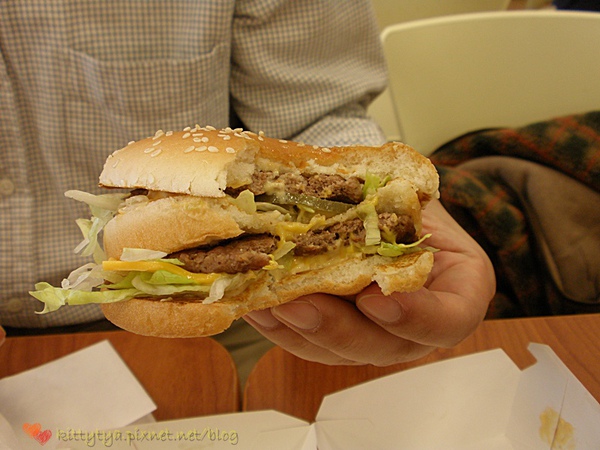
[31,125,439,337]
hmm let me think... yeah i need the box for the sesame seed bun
[99,127,260,197]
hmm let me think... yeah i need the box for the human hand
[243,198,495,365]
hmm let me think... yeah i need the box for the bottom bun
[101,250,434,338]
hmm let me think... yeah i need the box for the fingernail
[357,294,403,324]
[272,301,321,331]
[245,309,281,330]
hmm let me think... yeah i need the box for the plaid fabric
[0,0,387,327]
[430,111,600,318]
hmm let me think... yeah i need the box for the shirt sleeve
[230,0,388,147]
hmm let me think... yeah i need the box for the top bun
[99,126,439,200]
[99,126,260,197]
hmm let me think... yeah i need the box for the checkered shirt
[0,0,387,327]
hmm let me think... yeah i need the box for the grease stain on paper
[539,407,576,450]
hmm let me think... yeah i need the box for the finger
[243,307,360,365]
[357,289,472,348]
[421,197,484,256]
[270,295,434,365]
[357,267,488,348]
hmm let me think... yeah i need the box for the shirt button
[0,178,15,196]
[3,298,24,313]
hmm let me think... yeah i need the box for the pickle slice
[260,192,353,217]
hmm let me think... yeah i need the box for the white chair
[371,0,511,31]
[381,10,600,155]
[367,0,511,141]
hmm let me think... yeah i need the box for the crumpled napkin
[0,340,156,450]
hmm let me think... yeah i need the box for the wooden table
[243,313,600,422]
[0,330,239,421]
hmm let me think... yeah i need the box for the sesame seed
[127,141,135,146]
[225,147,236,153]
[234,128,243,133]
[143,147,154,153]
[184,145,195,153]
[193,138,202,143]
[322,148,332,153]
[201,137,209,143]
[205,125,216,131]
[182,132,191,139]
[150,149,162,157]
[193,133,203,137]
[258,136,264,141]
[153,130,164,140]
[166,130,173,136]
[222,135,231,140]
[112,159,120,168]
[208,146,219,152]
[313,145,319,149]
[279,139,288,143]
[153,140,161,146]
[258,131,265,136]
[183,126,191,132]
[196,146,207,152]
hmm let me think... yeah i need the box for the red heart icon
[22,423,41,437]
[35,429,52,445]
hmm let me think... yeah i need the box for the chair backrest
[371,0,511,31]
[367,0,511,142]
[382,10,600,155]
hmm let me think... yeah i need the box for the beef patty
[170,213,416,274]
[226,172,364,204]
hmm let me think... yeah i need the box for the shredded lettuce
[66,190,127,263]
[73,218,107,264]
[104,272,138,290]
[130,272,212,296]
[120,248,168,261]
[271,241,296,261]
[376,234,433,257]
[230,189,257,214]
[65,190,127,212]
[60,262,105,291]
[31,282,142,314]
[362,173,391,199]
[205,277,233,304]
[144,270,199,285]
[31,266,232,314]
[357,201,381,246]
[105,270,198,289]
